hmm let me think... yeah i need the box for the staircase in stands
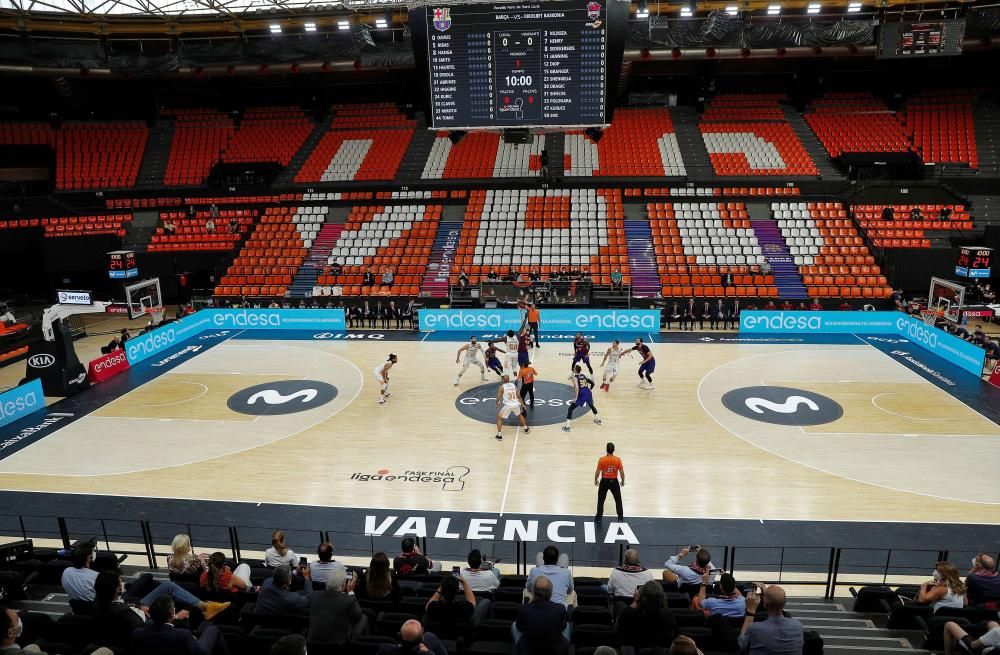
[288,223,344,298]
[670,106,715,181]
[782,105,845,181]
[273,111,332,186]
[785,597,930,655]
[623,219,661,298]
[747,202,809,300]
[134,121,174,188]
[420,218,464,298]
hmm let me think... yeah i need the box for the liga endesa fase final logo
[349,466,470,491]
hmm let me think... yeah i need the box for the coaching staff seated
[255,564,311,616]
[739,583,803,655]
[130,596,227,655]
[307,568,368,647]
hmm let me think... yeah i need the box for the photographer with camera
[695,570,746,618]
[738,583,803,654]
[663,546,718,591]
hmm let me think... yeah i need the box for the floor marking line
[498,423,521,517]
[139,381,209,408]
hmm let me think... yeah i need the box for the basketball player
[630,338,655,389]
[454,336,487,386]
[516,359,538,408]
[572,332,594,375]
[374,354,398,404]
[484,340,505,378]
[495,374,530,441]
[563,364,601,432]
[594,441,625,523]
[504,329,520,377]
[516,328,533,370]
[599,340,624,391]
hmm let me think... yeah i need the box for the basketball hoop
[144,307,165,326]
[920,309,943,326]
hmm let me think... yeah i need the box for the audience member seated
[307,568,368,647]
[671,634,705,655]
[163,220,177,235]
[696,572,747,618]
[425,573,491,627]
[393,537,436,576]
[916,561,967,612]
[942,618,1000,655]
[607,548,655,601]
[169,534,207,577]
[967,553,1000,607]
[663,546,717,589]
[309,541,345,587]
[111,569,229,622]
[2,605,48,654]
[130,596,227,655]
[200,552,254,594]
[355,552,402,603]
[616,579,676,650]
[376,619,448,655]
[270,634,307,655]
[265,530,300,568]
[527,545,574,605]
[255,564,311,616]
[62,544,99,602]
[92,570,145,649]
[739,583,803,655]
[513,576,570,654]
[462,548,501,593]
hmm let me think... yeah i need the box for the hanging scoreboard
[878,20,965,59]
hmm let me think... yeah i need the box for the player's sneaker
[454,379,459,386]
[646,383,655,390]
[594,418,602,425]
[524,427,530,434]
[378,398,386,404]
[561,426,571,432]
[637,381,646,388]
[385,392,393,397]
[495,433,503,441]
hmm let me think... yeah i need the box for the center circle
[228,380,338,416]
[455,380,594,426]
[721,385,843,426]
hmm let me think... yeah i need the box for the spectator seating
[0,121,148,190]
[451,188,629,286]
[900,92,979,168]
[220,107,313,167]
[564,108,686,177]
[0,214,130,238]
[851,204,974,248]
[163,109,234,186]
[295,104,415,182]
[773,201,891,298]
[648,202,776,297]
[314,204,440,296]
[804,93,914,158]
[214,206,310,297]
[148,208,255,252]
[421,132,545,179]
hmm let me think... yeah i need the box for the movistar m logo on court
[228,380,338,416]
[721,386,843,426]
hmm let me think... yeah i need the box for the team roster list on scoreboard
[427,1,608,128]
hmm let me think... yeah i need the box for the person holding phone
[738,583,803,654]
[663,546,717,588]
[425,571,491,627]
[696,571,746,618]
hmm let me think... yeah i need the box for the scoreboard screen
[108,250,138,280]
[878,20,965,59]
[412,0,628,130]
[956,247,992,279]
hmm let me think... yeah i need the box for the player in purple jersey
[563,364,601,432]
[571,332,594,375]
[630,338,655,389]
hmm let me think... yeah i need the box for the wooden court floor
[1,327,999,526]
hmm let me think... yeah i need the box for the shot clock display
[108,250,138,280]
[955,247,992,279]
[411,0,628,130]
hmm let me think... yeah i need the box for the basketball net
[920,309,943,326]
[145,307,165,326]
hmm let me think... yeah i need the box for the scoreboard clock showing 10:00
[107,250,139,280]
[955,247,992,279]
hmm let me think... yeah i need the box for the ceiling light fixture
[725,5,738,15]
[767,4,780,14]
[304,22,317,31]
[847,2,861,11]
[269,23,281,33]
[807,2,821,12]
[338,19,350,30]
[680,6,692,16]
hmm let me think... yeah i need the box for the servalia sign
[0,379,44,430]
[740,311,899,334]
[419,309,660,332]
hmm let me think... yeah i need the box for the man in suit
[307,567,368,647]
[376,619,448,655]
[512,576,570,653]
[1,606,47,654]
[255,564,311,616]
[129,596,226,655]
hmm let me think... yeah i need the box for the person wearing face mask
[376,619,447,655]
[967,554,1000,608]
[917,561,968,613]
[1,606,46,654]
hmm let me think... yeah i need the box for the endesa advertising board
[419,309,660,333]
[87,350,131,383]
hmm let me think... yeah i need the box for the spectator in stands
[527,546,574,605]
[377,619,447,655]
[504,268,518,282]
[186,204,196,219]
[329,259,343,276]
[917,561,967,612]
[972,324,988,346]
[911,206,923,221]
[809,299,822,311]
[607,549,655,601]
[209,204,220,220]
[839,301,852,311]
[529,269,541,282]
[2,605,45,655]
[92,570,146,648]
[487,268,499,281]
[670,635,705,655]
[270,635,306,655]
[763,300,777,311]
[363,267,375,286]
[458,269,470,289]
[265,530,299,568]
[307,568,368,647]
[255,564,311,616]
[382,267,395,287]
[101,335,122,355]
[760,261,771,276]
[309,542,345,587]
[513,576,571,652]
[205,218,215,234]
[797,302,807,310]
[62,543,99,602]
[609,269,623,291]
[780,300,793,311]
[616,580,675,649]
[721,272,733,288]
[228,216,238,234]
[951,323,972,340]
[739,583,803,655]
[119,328,131,345]
[425,571,490,626]
[394,538,435,576]
[942,618,1000,655]
[967,553,1000,607]
[163,220,177,235]
[882,206,895,221]
[667,302,681,330]
[462,549,501,593]
[201,552,254,594]
[130,595,225,655]
[697,572,746,618]
[985,338,1000,368]
[940,206,953,221]
[663,546,716,588]
[983,284,996,303]
[356,552,402,603]
[168,534,207,577]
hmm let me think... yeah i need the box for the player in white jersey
[374,354,397,404]
[599,340,625,391]
[454,336,487,386]
[503,329,520,377]
[495,374,530,441]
